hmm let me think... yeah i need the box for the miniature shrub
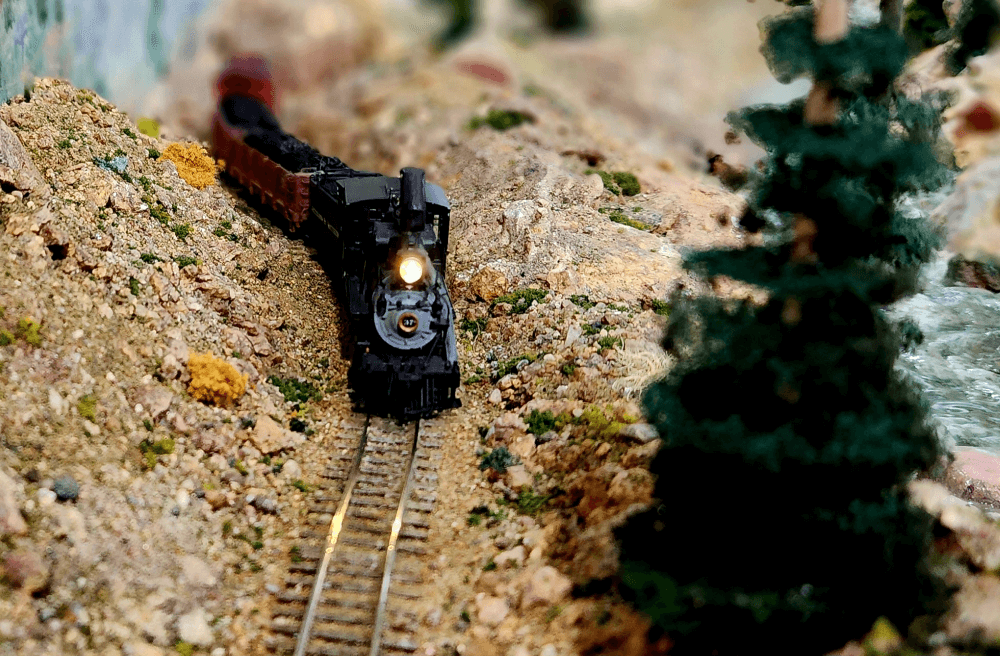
[598,335,621,350]
[16,317,41,347]
[0,330,13,347]
[129,277,141,296]
[139,253,161,264]
[524,409,571,436]
[608,211,647,230]
[577,406,627,442]
[147,148,161,159]
[493,288,548,314]
[516,489,551,515]
[77,395,97,421]
[159,142,217,189]
[561,362,577,377]
[266,376,321,405]
[148,202,171,225]
[187,352,248,407]
[460,317,488,337]
[174,256,198,268]
[139,438,175,469]
[569,294,595,309]
[650,299,670,317]
[469,109,533,131]
[612,172,640,196]
[171,223,193,241]
[479,447,519,474]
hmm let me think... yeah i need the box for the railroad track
[267,414,445,656]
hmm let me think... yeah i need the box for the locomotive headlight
[399,256,424,284]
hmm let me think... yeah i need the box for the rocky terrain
[3,2,1000,656]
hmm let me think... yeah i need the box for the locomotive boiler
[211,56,461,418]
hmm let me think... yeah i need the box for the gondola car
[211,55,461,418]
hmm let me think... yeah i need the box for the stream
[890,254,1000,455]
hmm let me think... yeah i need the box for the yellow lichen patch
[187,352,248,407]
[159,142,217,189]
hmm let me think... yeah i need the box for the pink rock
[944,447,1000,509]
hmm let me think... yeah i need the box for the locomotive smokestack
[400,167,427,232]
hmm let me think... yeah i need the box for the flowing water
[890,254,1000,455]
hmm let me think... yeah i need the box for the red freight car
[211,55,312,229]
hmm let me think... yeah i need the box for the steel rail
[292,415,370,656]
[368,419,420,656]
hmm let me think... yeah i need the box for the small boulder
[495,545,526,569]
[521,565,573,611]
[617,423,659,444]
[250,415,304,454]
[53,475,80,502]
[176,608,214,646]
[0,469,27,536]
[504,465,532,490]
[3,549,48,593]
[474,593,509,627]
[944,574,1000,644]
[468,266,509,302]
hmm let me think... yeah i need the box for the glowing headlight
[399,256,423,284]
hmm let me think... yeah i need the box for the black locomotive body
[311,169,461,418]
[212,56,461,418]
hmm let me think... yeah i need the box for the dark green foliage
[570,294,595,309]
[612,172,641,196]
[148,148,161,159]
[460,317,488,336]
[479,447,519,474]
[139,253,161,264]
[587,170,640,196]
[174,255,197,268]
[493,288,548,314]
[616,11,948,655]
[267,376,321,405]
[904,0,950,52]
[945,0,1000,74]
[650,299,671,317]
[469,109,533,131]
[761,9,909,93]
[129,277,140,296]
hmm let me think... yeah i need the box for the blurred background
[0,0,803,172]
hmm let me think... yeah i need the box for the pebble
[494,545,526,569]
[540,645,557,656]
[53,475,80,501]
[177,608,214,646]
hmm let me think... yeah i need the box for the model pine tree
[615,1,949,653]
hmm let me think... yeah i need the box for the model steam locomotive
[211,56,461,418]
